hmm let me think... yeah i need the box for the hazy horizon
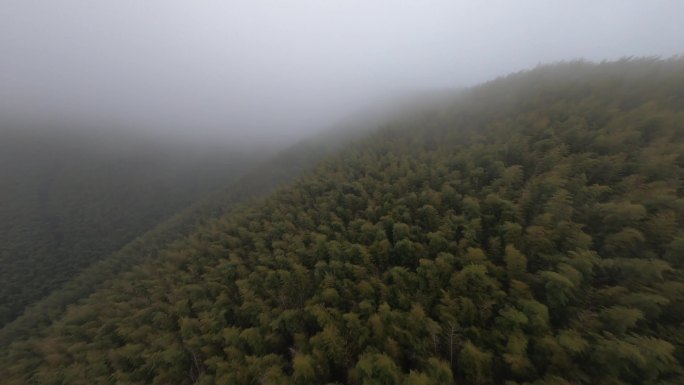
[2,1,683,147]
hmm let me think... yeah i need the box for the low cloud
[1,0,682,146]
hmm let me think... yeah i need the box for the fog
[1,0,682,147]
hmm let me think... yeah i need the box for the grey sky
[1,1,682,145]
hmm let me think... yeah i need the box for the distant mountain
[2,58,684,384]
[0,128,261,326]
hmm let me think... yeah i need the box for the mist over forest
[2,1,682,146]
[1,2,684,384]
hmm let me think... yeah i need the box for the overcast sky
[1,1,682,145]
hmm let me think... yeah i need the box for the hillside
[2,58,684,384]
[0,129,261,327]
[0,131,351,346]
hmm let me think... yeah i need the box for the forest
[0,127,354,347]
[1,58,683,384]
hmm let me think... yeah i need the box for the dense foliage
[0,130,257,327]
[2,58,684,384]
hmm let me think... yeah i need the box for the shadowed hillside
[0,129,261,326]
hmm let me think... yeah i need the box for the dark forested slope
[0,129,260,327]
[0,131,349,346]
[2,58,684,384]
